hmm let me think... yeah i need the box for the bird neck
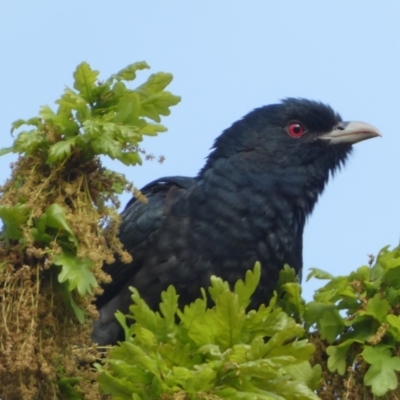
[196,152,332,233]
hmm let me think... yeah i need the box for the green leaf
[285,361,322,391]
[159,285,179,326]
[341,319,376,343]
[359,294,390,323]
[113,61,150,81]
[57,88,88,118]
[115,124,141,142]
[386,287,400,307]
[262,378,321,400]
[214,291,244,349]
[32,203,79,248]
[119,151,142,166]
[57,377,82,400]
[383,266,400,290]
[387,314,400,340]
[169,365,216,393]
[234,262,261,308]
[362,346,400,396]
[53,107,80,136]
[278,264,298,285]
[136,72,173,98]
[0,147,13,156]
[40,105,57,120]
[0,204,30,240]
[90,135,121,159]
[97,372,136,399]
[306,268,334,281]
[140,92,181,122]
[134,326,157,349]
[304,301,332,329]
[73,62,99,102]
[318,309,344,343]
[118,341,161,377]
[279,281,304,320]
[112,80,127,97]
[11,117,42,134]
[114,310,133,341]
[128,287,160,334]
[47,138,77,164]
[140,123,167,136]
[326,339,361,375]
[313,275,355,303]
[178,290,207,323]
[113,93,141,124]
[54,250,97,296]
[184,310,216,346]
[82,118,101,139]
[38,203,78,246]
[56,279,85,323]
[14,130,45,155]
[208,275,230,303]
[11,118,30,133]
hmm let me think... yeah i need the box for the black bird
[92,98,380,345]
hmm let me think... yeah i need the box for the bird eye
[286,123,306,138]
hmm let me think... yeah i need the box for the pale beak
[319,121,381,145]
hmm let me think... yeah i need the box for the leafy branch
[4,61,180,166]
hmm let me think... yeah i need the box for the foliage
[4,61,179,166]
[97,247,400,400]
[97,263,320,400]
[0,61,180,399]
[305,246,400,399]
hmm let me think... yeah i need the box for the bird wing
[96,176,196,308]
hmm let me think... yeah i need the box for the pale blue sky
[1,2,399,299]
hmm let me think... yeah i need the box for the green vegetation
[97,264,320,400]
[306,246,400,399]
[96,247,400,399]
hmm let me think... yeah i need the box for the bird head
[203,98,380,175]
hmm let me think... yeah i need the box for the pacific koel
[92,98,380,345]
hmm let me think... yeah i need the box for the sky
[1,1,399,300]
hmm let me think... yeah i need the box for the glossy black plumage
[92,98,379,345]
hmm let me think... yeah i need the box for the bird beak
[319,121,381,145]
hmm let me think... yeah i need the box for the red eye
[287,123,306,138]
